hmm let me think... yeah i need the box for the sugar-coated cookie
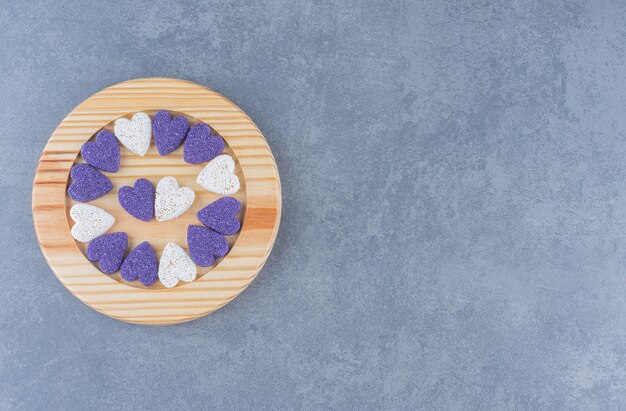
[183,123,224,164]
[70,204,115,243]
[154,176,195,222]
[153,110,189,156]
[120,241,158,286]
[196,197,241,235]
[196,154,240,195]
[114,112,152,156]
[68,164,113,202]
[80,130,120,172]
[118,178,155,222]
[187,225,229,267]
[87,232,128,274]
[158,242,196,288]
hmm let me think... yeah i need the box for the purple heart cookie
[118,178,155,222]
[87,232,128,274]
[183,123,224,164]
[153,110,189,156]
[120,241,158,286]
[197,197,241,235]
[187,225,229,267]
[68,164,113,202]
[80,130,120,172]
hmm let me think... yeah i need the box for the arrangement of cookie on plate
[67,110,242,288]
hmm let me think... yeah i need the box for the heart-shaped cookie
[153,110,190,156]
[68,164,113,202]
[118,178,155,222]
[155,176,195,222]
[183,123,224,164]
[197,197,241,235]
[187,225,229,267]
[158,242,196,288]
[87,232,128,274]
[80,130,120,172]
[70,204,115,243]
[114,112,152,156]
[120,241,158,286]
[196,154,240,195]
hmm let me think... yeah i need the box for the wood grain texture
[32,78,281,325]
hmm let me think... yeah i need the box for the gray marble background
[1,0,625,409]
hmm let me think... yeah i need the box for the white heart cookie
[155,176,195,222]
[70,204,115,242]
[158,242,196,288]
[114,112,152,156]
[196,154,240,195]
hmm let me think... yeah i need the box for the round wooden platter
[32,78,281,325]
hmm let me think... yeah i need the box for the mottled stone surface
[3,1,626,409]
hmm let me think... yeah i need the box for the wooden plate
[32,78,281,325]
